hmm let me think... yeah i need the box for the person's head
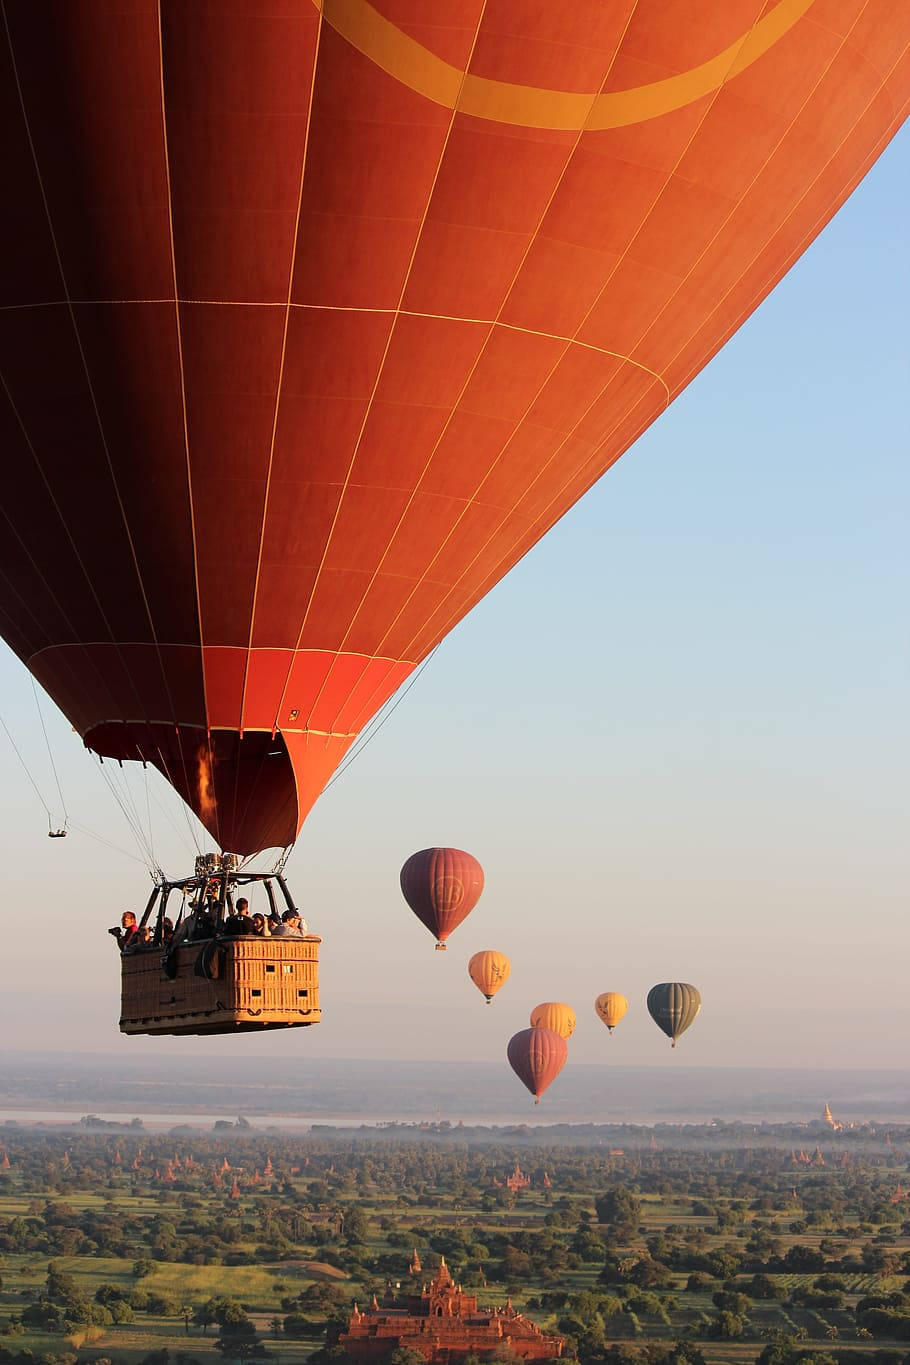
[282,909,301,926]
[236,898,249,916]
[162,917,174,931]
[251,913,265,934]
[137,926,152,943]
[121,911,136,928]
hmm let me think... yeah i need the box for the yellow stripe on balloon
[316,0,815,131]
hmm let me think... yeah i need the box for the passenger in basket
[250,913,270,937]
[272,909,306,937]
[160,917,175,943]
[135,926,154,948]
[108,911,138,950]
[188,903,215,940]
[224,897,255,936]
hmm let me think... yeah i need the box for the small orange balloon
[468,950,511,1004]
[594,992,629,1034]
[530,1001,576,1040]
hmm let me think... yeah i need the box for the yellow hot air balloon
[468,951,511,1004]
[595,993,629,1034]
[530,1001,576,1040]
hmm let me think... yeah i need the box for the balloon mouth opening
[607,1026,614,1034]
[484,996,492,1004]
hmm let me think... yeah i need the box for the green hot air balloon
[647,983,701,1048]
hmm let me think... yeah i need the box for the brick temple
[336,1256,564,1364]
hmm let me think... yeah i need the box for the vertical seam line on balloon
[156,0,215,853]
[662,16,905,395]
[324,1,644,709]
[388,0,771,664]
[617,1,880,402]
[411,10,897,656]
[272,0,492,742]
[238,5,325,739]
[1,0,191,862]
[232,5,326,853]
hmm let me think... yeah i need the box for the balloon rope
[30,677,68,828]
[92,756,157,871]
[323,646,440,793]
[0,707,54,826]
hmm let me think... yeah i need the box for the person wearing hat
[271,908,308,937]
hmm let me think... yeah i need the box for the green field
[2,1128,909,1365]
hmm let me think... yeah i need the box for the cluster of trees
[4,1263,137,1337]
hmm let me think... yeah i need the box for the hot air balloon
[507,1027,568,1104]
[468,950,510,1003]
[0,4,905,861]
[530,1001,576,1040]
[647,983,702,1048]
[400,848,484,950]
[595,993,629,1034]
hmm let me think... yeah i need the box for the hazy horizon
[2,1053,909,1128]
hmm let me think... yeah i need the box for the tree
[133,1258,157,1279]
[666,1344,706,1365]
[595,1189,641,1231]
[784,1244,825,1272]
[703,1310,744,1340]
[342,1207,369,1244]
[215,1304,265,1364]
[215,1321,266,1364]
[712,1290,749,1316]
[194,1302,217,1336]
[746,1275,784,1301]
[386,1350,426,1365]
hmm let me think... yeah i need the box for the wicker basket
[120,934,321,1036]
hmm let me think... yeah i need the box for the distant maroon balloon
[400,848,484,950]
[507,1027,568,1104]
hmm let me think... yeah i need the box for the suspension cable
[323,646,441,793]
[30,677,68,828]
[92,755,157,870]
[0,706,54,827]
[274,648,442,881]
[66,818,153,867]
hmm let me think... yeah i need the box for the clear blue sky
[1,126,907,1083]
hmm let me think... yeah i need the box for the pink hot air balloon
[507,1027,568,1104]
[400,848,484,950]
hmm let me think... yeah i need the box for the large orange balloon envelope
[595,993,629,1034]
[400,848,484,950]
[0,5,905,853]
[507,1027,568,1104]
[468,950,510,1003]
[530,1001,576,1040]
